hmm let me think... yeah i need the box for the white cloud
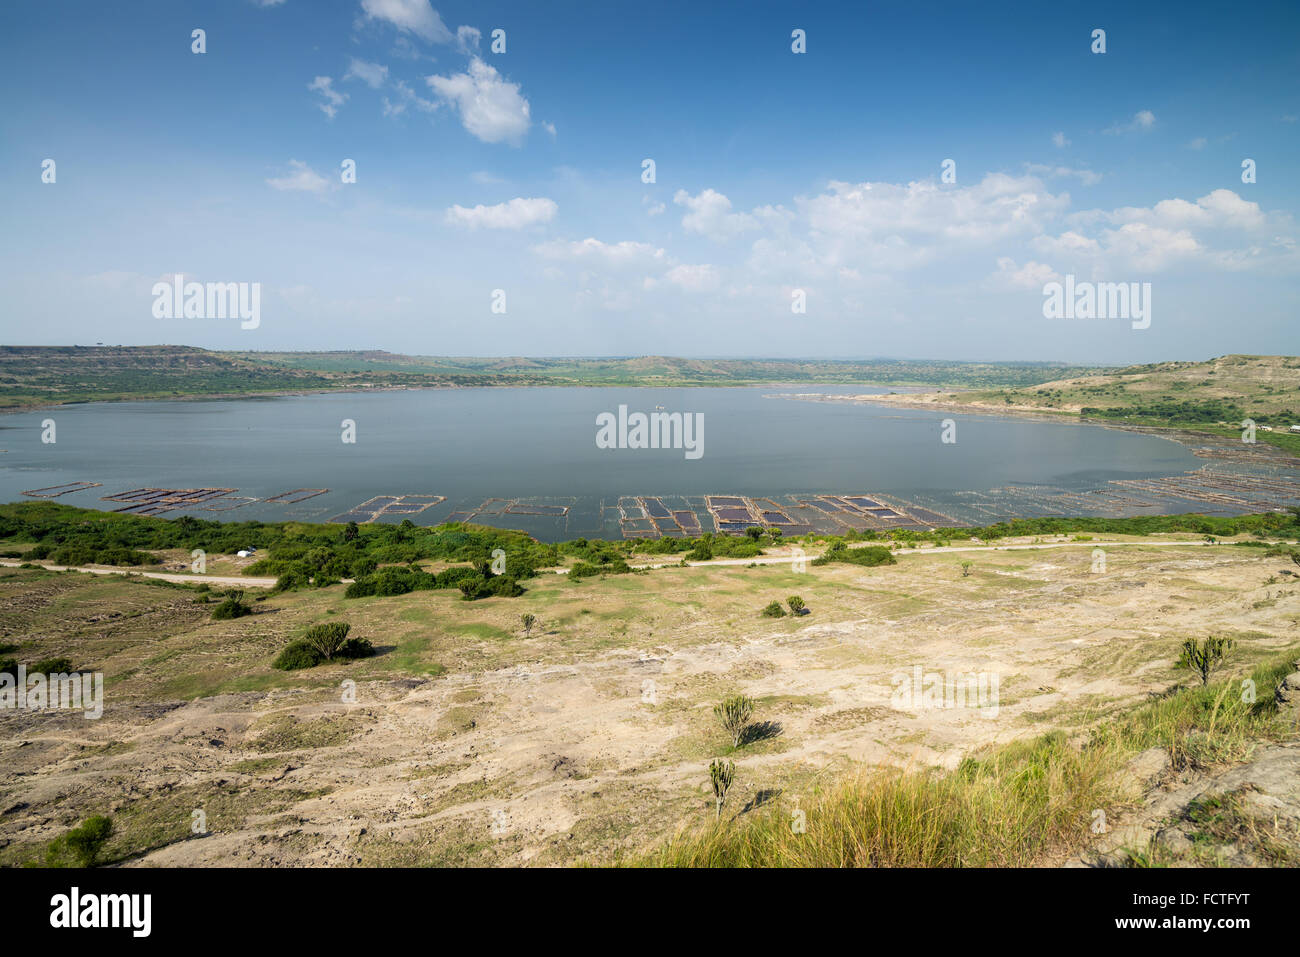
[801,174,1069,249]
[1187,137,1207,150]
[673,188,761,241]
[1097,223,1203,271]
[385,78,437,117]
[663,263,720,291]
[360,0,452,43]
[992,257,1061,289]
[1051,131,1070,148]
[1104,110,1156,134]
[456,25,480,53]
[1101,189,1267,231]
[534,238,667,268]
[542,121,557,138]
[427,58,531,145]
[266,160,331,193]
[445,197,557,229]
[308,76,347,119]
[344,58,389,89]
[1031,230,1101,257]
[1034,190,1292,273]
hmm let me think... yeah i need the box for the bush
[339,636,375,659]
[211,590,252,620]
[761,600,786,618]
[684,540,713,561]
[272,640,322,671]
[273,629,373,670]
[812,544,896,568]
[569,558,631,579]
[459,575,525,600]
[302,622,351,661]
[786,596,806,616]
[46,815,113,868]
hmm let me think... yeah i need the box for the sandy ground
[1,539,1297,867]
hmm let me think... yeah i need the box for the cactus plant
[709,759,735,821]
[714,693,754,748]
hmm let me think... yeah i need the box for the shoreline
[0,380,935,417]
[767,390,1300,467]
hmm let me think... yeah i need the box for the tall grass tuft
[638,649,1297,868]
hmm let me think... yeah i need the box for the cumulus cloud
[1051,131,1070,148]
[427,58,530,145]
[344,58,389,89]
[308,76,346,119]
[540,177,1298,322]
[1099,189,1267,231]
[445,196,557,229]
[673,188,762,241]
[266,160,331,193]
[1031,190,1293,273]
[801,174,1069,253]
[360,0,452,43]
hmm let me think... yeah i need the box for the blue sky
[2,0,1298,362]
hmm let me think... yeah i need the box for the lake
[0,386,1208,540]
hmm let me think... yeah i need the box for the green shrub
[303,622,351,660]
[273,630,372,670]
[339,636,375,659]
[211,590,253,620]
[569,558,631,579]
[685,541,713,561]
[761,600,786,618]
[813,544,896,567]
[459,575,525,600]
[272,640,322,671]
[46,815,113,868]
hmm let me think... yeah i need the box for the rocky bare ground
[1073,668,1300,867]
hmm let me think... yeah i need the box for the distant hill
[0,346,1108,409]
[930,354,1300,453]
[231,351,1106,388]
[976,354,1300,419]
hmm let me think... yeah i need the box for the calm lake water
[0,386,1204,540]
